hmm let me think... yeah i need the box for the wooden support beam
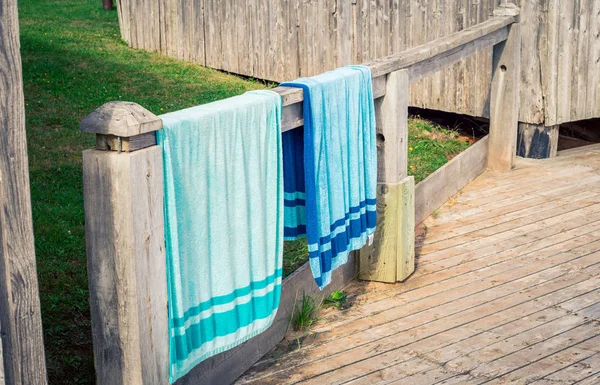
[488,4,521,172]
[517,123,560,159]
[81,102,168,385]
[358,70,415,283]
[0,1,48,383]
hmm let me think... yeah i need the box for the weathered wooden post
[0,1,48,383]
[516,123,560,159]
[80,102,169,385]
[488,3,521,172]
[358,69,416,283]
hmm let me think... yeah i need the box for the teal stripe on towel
[171,268,283,328]
[158,90,284,383]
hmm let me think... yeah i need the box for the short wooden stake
[488,3,521,172]
[81,102,169,385]
[358,69,415,283]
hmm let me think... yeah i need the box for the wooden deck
[237,144,600,385]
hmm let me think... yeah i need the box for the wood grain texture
[82,147,169,385]
[488,7,520,172]
[0,0,48,383]
[358,70,413,283]
[115,0,600,126]
[516,123,559,159]
[359,183,402,283]
[397,176,415,282]
[236,152,600,385]
[377,69,409,184]
[80,101,162,137]
[95,132,158,152]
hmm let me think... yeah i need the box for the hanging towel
[157,90,284,383]
[281,65,377,289]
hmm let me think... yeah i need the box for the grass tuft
[293,294,320,331]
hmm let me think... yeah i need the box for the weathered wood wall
[0,0,48,383]
[116,0,599,127]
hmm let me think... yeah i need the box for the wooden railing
[79,4,520,384]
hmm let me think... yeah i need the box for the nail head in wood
[80,101,162,137]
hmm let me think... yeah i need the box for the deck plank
[237,156,600,385]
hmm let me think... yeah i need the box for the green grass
[407,118,471,183]
[293,294,320,331]
[19,1,264,383]
[19,1,470,383]
[322,290,348,310]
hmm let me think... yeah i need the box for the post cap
[80,101,162,137]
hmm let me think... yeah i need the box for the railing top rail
[273,9,518,106]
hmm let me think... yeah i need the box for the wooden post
[358,69,415,283]
[81,102,168,385]
[102,0,113,10]
[488,3,521,172]
[0,1,48,384]
[517,123,560,159]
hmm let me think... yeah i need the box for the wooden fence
[81,4,520,385]
[116,0,600,153]
[0,1,48,384]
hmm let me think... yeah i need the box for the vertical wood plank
[488,5,520,172]
[222,0,237,73]
[572,0,588,120]
[556,0,574,124]
[0,1,48,383]
[337,0,353,66]
[358,70,413,283]
[542,0,560,126]
[116,0,130,43]
[204,0,223,70]
[585,0,599,119]
[518,0,545,124]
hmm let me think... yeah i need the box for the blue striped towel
[282,65,377,289]
[157,90,284,383]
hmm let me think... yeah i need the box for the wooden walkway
[237,144,600,385]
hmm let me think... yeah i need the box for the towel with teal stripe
[282,65,377,289]
[158,90,284,383]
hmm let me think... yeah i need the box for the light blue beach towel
[282,65,377,289]
[158,90,284,383]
